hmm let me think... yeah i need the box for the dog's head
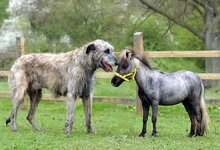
[85,39,118,72]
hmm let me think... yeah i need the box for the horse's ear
[125,51,134,60]
[126,51,129,58]
[86,43,96,54]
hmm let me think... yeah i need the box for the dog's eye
[104,49,110,54]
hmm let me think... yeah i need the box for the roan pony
[111,49,208,137]
[6,39,118,135]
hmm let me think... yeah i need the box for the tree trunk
[204,2,220,87]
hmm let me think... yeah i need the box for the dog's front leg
[82,94,94,134]
[65,93,77,135]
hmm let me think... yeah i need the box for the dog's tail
[199,82,209,135]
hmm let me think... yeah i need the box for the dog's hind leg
[26,89,42,131]
[6,85,27,131]
[82,95,94,134]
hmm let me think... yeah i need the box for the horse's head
[111,49,138,87]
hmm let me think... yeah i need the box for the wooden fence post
[16,36,27,110]
[134,32,143,113]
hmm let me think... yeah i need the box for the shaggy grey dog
[6,39,118,134]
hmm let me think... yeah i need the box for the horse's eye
[104,49,110,54]
[122,64,128,69]
[122,65,127,69]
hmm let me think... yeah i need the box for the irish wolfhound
[6,39,118,134]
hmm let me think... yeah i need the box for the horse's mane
[127,48,152,70]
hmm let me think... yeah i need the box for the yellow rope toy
[114,60,139,81]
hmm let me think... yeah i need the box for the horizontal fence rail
[0,91,135,104]
[115,50,220,58]
[0,52,17,59]
[2,71,220,81]
[145,50,220,58]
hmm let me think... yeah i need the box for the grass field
[0,98,220,149]
[1,76,220,149]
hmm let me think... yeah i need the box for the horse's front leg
[139,101,150,137]
[151,101,159,137]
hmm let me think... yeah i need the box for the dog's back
[9,52,75,97]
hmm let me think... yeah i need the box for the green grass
[0,98,220,149]
[0,80,9,91]
[153,58,204,73]
[94,79,136,98]
[205,85,220,100]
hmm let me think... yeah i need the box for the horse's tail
[199,82,209,135]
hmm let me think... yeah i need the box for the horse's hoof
[139,133,145,137]
[151,131,159,137]
[188,134,195,137]
[196,132,204,136]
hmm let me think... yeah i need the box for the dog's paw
[65,127,72,135]
[34,127,43,132]
[87,128,96,135]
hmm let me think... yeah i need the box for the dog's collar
[114,60,139,82]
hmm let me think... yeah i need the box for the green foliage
[171,25,203,50]
[130,15,205,71]
[28,0,139,52]
[0,0,9,26]
[153,58,204,73]
[1,0,206,72]
[0,98,219,149]
[133,16,174,51]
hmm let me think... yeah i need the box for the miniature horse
[111,49,208,137]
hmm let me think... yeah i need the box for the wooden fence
[1,33,220,112]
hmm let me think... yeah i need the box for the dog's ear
[86,43,96,54]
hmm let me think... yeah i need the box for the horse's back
[158,70,202,105]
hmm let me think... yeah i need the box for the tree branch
[132,8,153,33]
[161,19,174,37]
[190,1,205,17]
[139,0,205,41]
[178,0,205,17]
[192,0,206,8]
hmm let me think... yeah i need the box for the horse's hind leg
[194,104,202,136]
[26,89,42,131]
[182,101,196,137]
[188,94,203,136]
